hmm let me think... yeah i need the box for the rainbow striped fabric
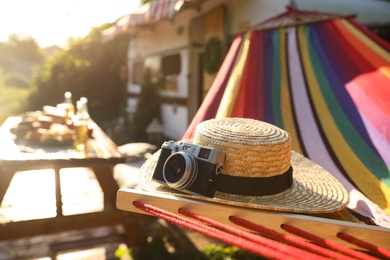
[183,18,390,227]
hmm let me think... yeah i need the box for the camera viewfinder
[198,148,211,160]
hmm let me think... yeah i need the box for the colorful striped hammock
[182,8,390,227]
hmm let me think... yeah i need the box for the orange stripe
[332,20,390,67]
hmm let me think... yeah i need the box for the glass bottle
[64,91,75,124]
[73,97,90,152]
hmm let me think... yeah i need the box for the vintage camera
[152,140,226,197]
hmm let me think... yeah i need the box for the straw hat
[140,118,348,213]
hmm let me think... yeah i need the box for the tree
[4,34,44,62]
[0,34,41,124]
[0,34,44,76]
[27,25,130,129]
[130,68,162,142]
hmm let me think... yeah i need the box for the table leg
[0,169,15,205]
[92,165,118,211]
[54,167,63,217]
[92,165,151,246]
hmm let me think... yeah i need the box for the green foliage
[116,240,265,260]
[0,34,44,76]
[27,27,131,127]
[203,37,223,75]
[0,34,39,125]
[116,236,206,260]
[129,68,162,142]
[202,244,264,260]
[131,237,175,260]
[4,34,44,62]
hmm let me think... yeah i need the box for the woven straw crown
[194,118,291,178]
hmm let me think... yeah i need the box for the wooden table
[0,116,149,246]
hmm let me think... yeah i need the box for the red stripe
[337,232,390,259]
[133,201,300,260]
[348,71,390,119]
[347,80,390,142]
[281,224,379,260]
[179,208,327,260]
[230,216,356,260]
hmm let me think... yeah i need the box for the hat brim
[139,150,348,214]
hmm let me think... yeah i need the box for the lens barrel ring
[163,151,198,190]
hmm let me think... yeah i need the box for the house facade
[125,0,289,140]
[119,0,390,140]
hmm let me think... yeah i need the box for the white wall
[161,104,188,139]
[296,0,390,25]
[226,0,289,35]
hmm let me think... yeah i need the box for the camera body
[152,140,226,197]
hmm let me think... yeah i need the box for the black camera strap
[215,167,293,196]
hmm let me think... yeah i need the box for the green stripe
[304,26,390,186]
[271,30,284,129]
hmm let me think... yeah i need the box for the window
[161,53,181,75]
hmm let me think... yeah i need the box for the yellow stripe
[338,20,390,80]
[338,19,390,62]
[379,66,390,80]
[298,26,390,213]
[216,32,251,119]
[278,28,302,153]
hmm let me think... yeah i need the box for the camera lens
[163,152,198,190]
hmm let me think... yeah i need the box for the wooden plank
[0,211,123,241]
[89,120,123,158]
[117,188,390,250]
[0,116,125,166]
[0,158,124,173]
[0,169,14,204]
[49,233,127,253]
[0,226,125,259]
[0,210,150,246]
